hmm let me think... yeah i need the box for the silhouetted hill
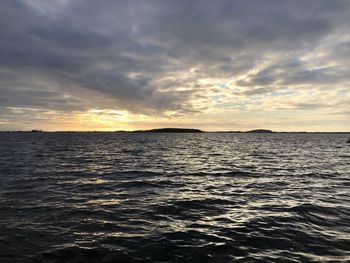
[135,128,204,133]
[245,129,273,133]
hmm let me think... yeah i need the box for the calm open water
[0,132,349,262]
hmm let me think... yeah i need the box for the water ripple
[0,132,349,262]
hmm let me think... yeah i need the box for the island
[134,128,204,133]
[245,129,273,133]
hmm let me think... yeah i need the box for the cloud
[0,0,350,130]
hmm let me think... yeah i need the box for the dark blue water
[0,132,349,262]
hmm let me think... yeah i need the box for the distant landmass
[133,128,273,133]
[208,129,273,133]
[135,128,204,133]
[245,129,273,133]
[2,128,349,134]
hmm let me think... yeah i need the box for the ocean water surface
[0,132,349,262]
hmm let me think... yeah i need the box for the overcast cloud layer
[1,0,350,131]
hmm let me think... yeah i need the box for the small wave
[116,181,164,188]
[187,170,256,177]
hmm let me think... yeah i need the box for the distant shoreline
[0,128,349,134]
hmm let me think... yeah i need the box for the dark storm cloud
[0,0,350,116]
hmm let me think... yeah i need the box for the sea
[0,132,349,262]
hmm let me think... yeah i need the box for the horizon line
[1,129,349,133]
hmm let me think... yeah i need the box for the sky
[0,0,350,131]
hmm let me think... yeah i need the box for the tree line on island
[7,128,273,133]
[132,128,273,133]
